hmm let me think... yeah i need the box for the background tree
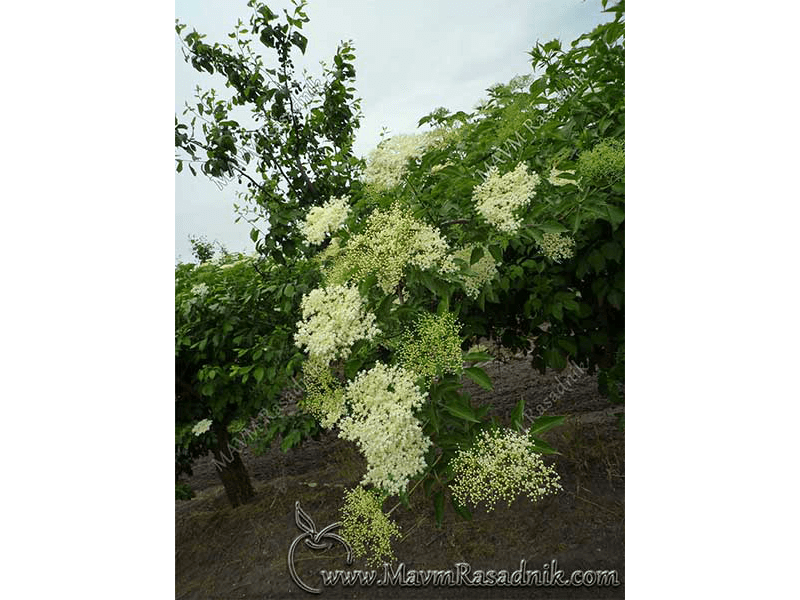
[175,253,319,506]
[175,0,363,264]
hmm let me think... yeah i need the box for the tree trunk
[211,422,255,507]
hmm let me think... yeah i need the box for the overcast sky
[175,0,610,263]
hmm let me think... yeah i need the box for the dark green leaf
[463,351,493,363]
[528,436,560,455]
[529,415,566,436]
[464,366,492,390]
[606,205,625,227]
[539,221,568,234]
[450,496,472,520]
[433,491,444,527]
[443,395,480,423]
[470,246,484,265]
[511,397,525,431]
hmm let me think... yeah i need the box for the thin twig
[387,454,442,516]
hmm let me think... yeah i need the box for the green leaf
[345,356,363,379]
[544,348,567,370]
[464,366,492,390]
[399,488,411,509]
[488,245,503,262]
[433,491,444,527]
[463,351,493,363]
[250,228,259,242]
[253,366,265,383]
[529,415,566,436]
[511,397,525,431]
[556,337,577,355]
[443,395,480,423]
[606,205,625,227]
[588,251,605,273]
[528,436,560,455]
[601,241,622,262]
[469,246,484,265]
[539,221,568,234]
[450,496,472,520]
[292,32,308,54]
[550,302,563,320]
[529,77,547,97]
[572,208,583,233]
[280,429,301,452]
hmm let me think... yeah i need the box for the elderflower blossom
[453,245,499,298]
[576,139,625,185]
[294,284,380,364]
[346,205,455,293]
[397,312,463,385]
[450,428,562,510]
[300,195,351,245]
[363,133,432,190]
[338,363,432,495]
[300,359,345,428]
[538,233,576,263]
[192,419,212,436]
[473,163,540,234]
[340,486,401,567]
[191,283,209,298]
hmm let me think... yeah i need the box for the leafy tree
[175,253,319,505]
[175,0,363,264]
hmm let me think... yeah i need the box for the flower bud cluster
[345,205,455,293]
[397,312,463,385]
[576,138,624,185]
[300,195,351,245]
[538,232,576,263]
[473,163,540,233]
[300,359,345,429]
[338,363,432,495]
[450,428,562,510]
[294,284,379,364]
[340,486,401,567]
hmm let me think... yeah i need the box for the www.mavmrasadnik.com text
[319,559,620,588]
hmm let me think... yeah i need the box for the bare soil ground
[176,357,624,599]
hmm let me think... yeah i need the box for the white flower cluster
[338,363,432,496]
[538,233,576,263]
[192,419,212,436]
[364,131,449,190]
[453,245,499,298]
[473,163,540,233]
[294,284,380,364]
[450,428,562,510]
[300,195,351,245]
[346,205,456,293]
[190,283,209,298]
